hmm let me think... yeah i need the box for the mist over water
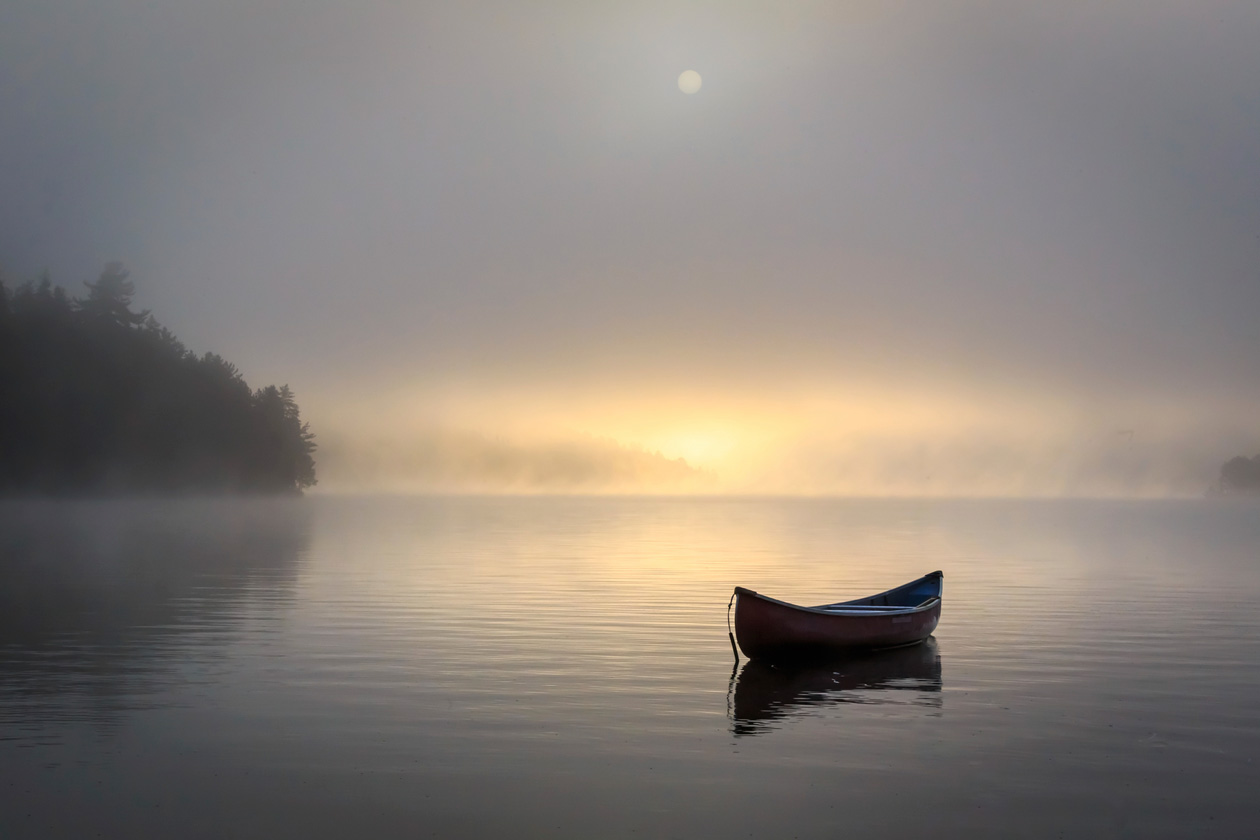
[4,1,1259,496]
[312,419,1246,497]
[3,496,1259,838]
[316,428,709,494]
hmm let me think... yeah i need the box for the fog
[3,1,1258,494]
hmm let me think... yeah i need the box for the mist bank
[301,372,1260,497]
[761,432,1246,499]
[312,418,1253,498]
[316,429,708,494]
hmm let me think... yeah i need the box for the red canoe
[732,571,943,660]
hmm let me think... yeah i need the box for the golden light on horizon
[304,374,1224,498]
[636,429,738,467]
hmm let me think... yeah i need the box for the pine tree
[77,262,150,328]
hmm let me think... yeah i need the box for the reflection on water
[2,497,1259,839]
[730,638,943,736]
[0,499,309,739]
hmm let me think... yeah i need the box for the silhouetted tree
[0,263,316,495]
[1219,454,1260,495]
[77,262,149,328]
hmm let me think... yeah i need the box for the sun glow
[640,430,737,467]
[307,374,1220,497]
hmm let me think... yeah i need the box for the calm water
[2,496,1259,838]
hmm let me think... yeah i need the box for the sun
[677,70,702,95]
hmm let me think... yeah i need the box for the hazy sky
[3,1,1259,493]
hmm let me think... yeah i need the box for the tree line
[0,263,315,495]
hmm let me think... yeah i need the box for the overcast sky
[3,1,1259,493]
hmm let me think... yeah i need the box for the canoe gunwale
[735,589,940,617]
[733,570,943,617]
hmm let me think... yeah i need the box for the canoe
[731,571,942,660]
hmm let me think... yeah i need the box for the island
[1217,454,1260,495]
[0,263,316,495]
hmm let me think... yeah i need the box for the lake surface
[2,496,1259,838]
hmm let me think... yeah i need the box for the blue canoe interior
[814,570,944,613]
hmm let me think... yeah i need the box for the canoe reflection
[730,638,942,736]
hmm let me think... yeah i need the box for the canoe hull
[733,573,942,660]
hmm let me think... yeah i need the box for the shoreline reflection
[730,638,943,736]
[0,499,310,737]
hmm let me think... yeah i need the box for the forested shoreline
[0,264,316,495]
